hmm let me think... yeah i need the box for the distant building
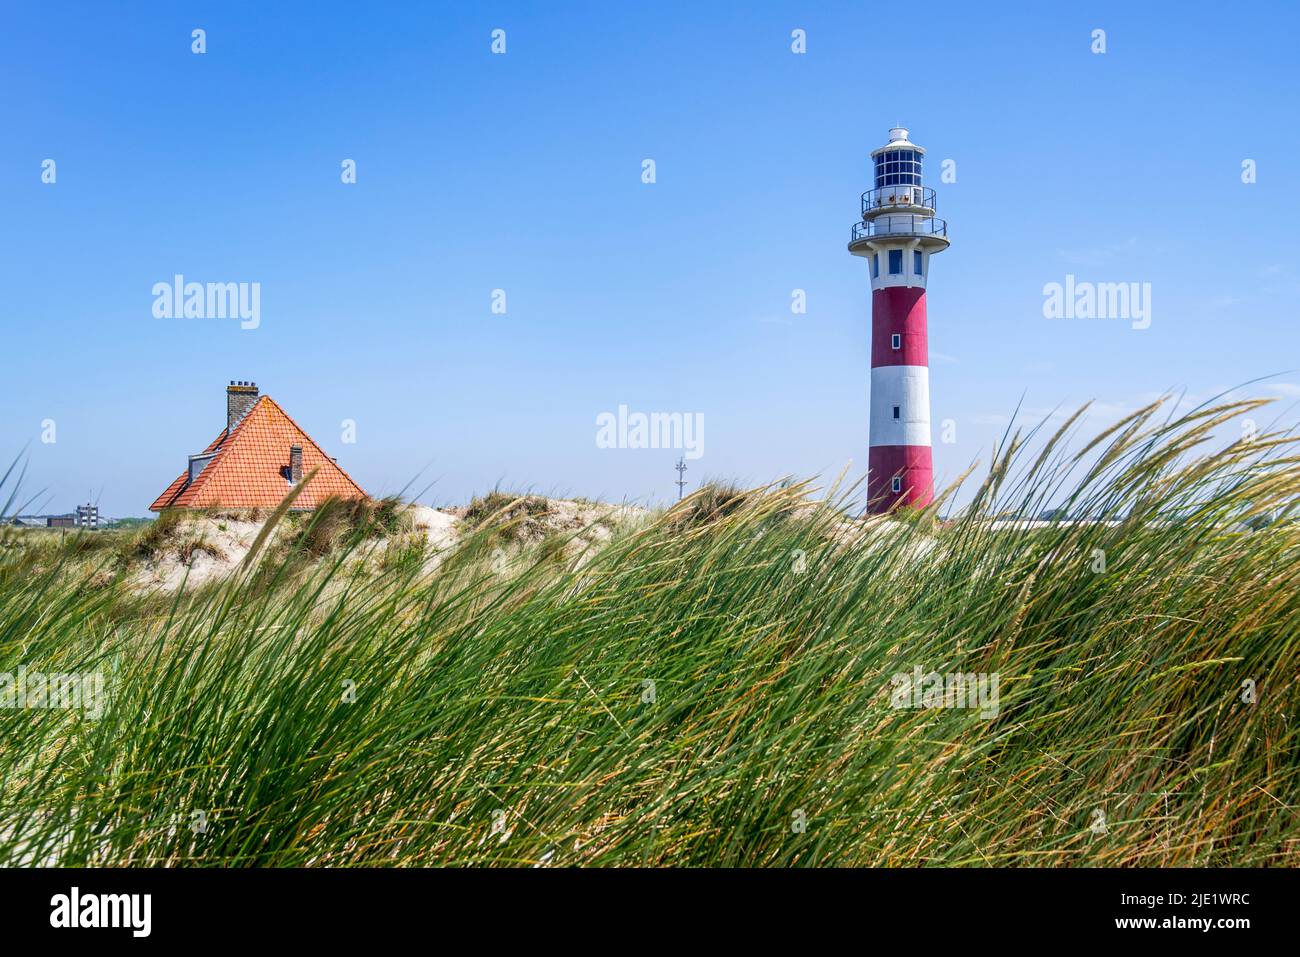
[7,516,49,528]
[6,511,107,529]
[150,381,367,511]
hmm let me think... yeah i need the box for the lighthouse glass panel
[874,150,923,189]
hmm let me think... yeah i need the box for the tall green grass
[1,398,1296,866]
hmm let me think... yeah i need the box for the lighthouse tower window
[891,333,901,350]
[891,476,903,493]
[872,253,879,278]
[914,250,924,275]
[888,249,903,274]
[892,405,901,419]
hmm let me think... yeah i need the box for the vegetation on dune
[461,490,554,544]
[277,495,406,559]
[0,397,1297,866]
[120,508,184,563]
[663,479,758,530]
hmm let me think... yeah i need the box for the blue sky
[2,1,1297,516]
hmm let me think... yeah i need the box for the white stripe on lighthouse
[869,365,931,447]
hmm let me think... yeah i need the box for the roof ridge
[257,395,367,498]
[148,422,232,510]
[177,396,266,501]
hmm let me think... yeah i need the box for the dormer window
[187,452,217,483]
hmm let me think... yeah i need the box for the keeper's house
[150,381,366,511]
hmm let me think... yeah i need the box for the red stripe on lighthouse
[868,445,933,510]
[871,286,929,366]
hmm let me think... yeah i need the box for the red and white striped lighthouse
[848,127,950,513]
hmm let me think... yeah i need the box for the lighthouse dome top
[871,126,925,157]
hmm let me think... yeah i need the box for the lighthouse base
[867,445,933,513]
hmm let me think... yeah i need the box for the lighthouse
[848,127,949,513]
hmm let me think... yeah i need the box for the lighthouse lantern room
[848,127,950,513]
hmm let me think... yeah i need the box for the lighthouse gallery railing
[850,216,948,242]
[860,186,937,216]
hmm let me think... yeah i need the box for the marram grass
[1,398,1297,866]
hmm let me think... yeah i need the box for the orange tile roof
[150,395,367,511]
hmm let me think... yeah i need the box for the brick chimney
[289,445,303,483]
[227,381,259,434]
